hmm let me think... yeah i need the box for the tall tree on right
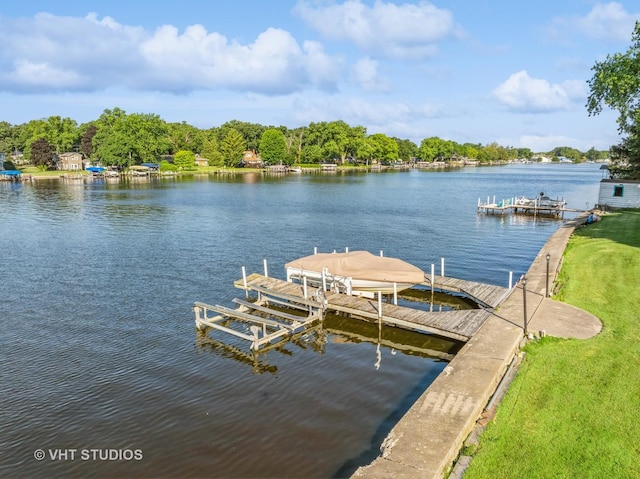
[587,21,640,179]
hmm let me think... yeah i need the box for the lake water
[0,163,602,478]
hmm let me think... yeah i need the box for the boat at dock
[515,193,566,208]
[285,250,425,296]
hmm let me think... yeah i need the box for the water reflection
[195,308,462,375]
[195,325,327,375]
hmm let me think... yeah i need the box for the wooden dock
[231,273,511,342]
[423,276,510,310]
[477,195,584,218]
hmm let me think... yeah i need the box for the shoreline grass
[464,209,640,479]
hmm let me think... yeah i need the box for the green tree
[301,143,323,164]
[173,150,196,170]
[220,128,246,167]
[18,119,47,161]
[550,146,581,161]
[218,120,266,151]
[44,116,79,153]
[80,124,97,159]
[419,137,452,161]
[394,138,418,161]
[587,21,640,178]
[368,133,398,162]
[259,128,287,165]
[0,121,17,155]
[31,137,53,170]
[285,127,305,165]
[356,137,375,165]
[167,121,204,154]
[93,109,169,167]
[201,133,224,167]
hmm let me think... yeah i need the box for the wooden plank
[232,298,307,322]
[196,302,296,331]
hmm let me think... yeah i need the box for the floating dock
[477,195,583,218]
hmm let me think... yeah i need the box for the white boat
[515,193,566,208]
[285,250,425,296]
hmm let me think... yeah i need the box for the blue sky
[1,1,639,152]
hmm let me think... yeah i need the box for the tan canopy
[285,251,424,283]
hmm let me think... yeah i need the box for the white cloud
[492,71,587,113]
[293,0,463,59]
[351,57,390,91]
[518,134,582,152]
[0,13,342,95]
[547,2,640,42]
[291,94,449,127]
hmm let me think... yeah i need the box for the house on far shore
[598,179,640,209]
[57,152,84,171]
[195,154,209,167]
[241,150,264,168]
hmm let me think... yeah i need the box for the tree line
[0,107,608,171]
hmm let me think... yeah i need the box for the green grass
[464,209,640,479]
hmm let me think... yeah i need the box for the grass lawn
[464,209,640,479]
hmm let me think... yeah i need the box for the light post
[546,253,551,297]
[522,276,528,337]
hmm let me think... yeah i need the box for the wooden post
[263,259,268,278]
[509,271,513,289]
[393,282,398,305]
[380,250,384,257]
[322,268,327,291]
[242,266,248,298]
[431,263,435,286]
[314,246,317,255]
[441,257,445,277]
[377,292,383,322]
[303,276,308,299]
[345,247,349,253]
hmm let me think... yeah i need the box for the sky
[1,0,639,152]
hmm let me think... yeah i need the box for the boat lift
[194,294,324,352]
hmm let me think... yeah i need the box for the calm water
[0,163,601,478]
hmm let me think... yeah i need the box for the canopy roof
[285,251,424,283]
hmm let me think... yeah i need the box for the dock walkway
[234,272,507,342]
[424,276,510,309]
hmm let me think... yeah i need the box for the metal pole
[242,266,248,298]
[522,276,528,336]
[546,253,551,297]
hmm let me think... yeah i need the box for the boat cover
[285,251,424,283]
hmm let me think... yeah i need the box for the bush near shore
[464,209,640,479]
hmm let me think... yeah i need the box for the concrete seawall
[353,216,602,478]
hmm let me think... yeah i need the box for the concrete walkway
[352,218,602,479]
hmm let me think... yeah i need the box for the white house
[598,179,640,208]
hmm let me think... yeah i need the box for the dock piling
[242,266,248,298]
